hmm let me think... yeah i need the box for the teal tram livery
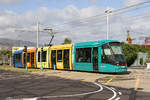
[74,40,127,73]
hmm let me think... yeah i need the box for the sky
[0,0,150,45]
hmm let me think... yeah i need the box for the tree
[63,38,72,44]
[0,50,12,65]
[121,42,137,67]
[121,42,150,67]
[0,50,11,57]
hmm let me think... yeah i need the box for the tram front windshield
[102,42,126,66]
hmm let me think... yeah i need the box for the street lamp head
[105,10,112,13]
[43,28,52,31]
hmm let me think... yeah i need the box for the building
[131,52,148,67]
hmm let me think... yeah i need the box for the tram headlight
[121,66,125,68]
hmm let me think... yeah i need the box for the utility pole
[15,21,42,48]
[105,9,112,40]
[15,22,59,47]
[37,21,39,48]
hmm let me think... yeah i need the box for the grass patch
[0,65,42,72]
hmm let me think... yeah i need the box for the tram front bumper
[115,67,127,72]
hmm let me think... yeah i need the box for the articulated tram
[13,40,127,73]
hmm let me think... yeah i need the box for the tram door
[93,47,98,72]
[23,53,26,68]
[63,50,70,69]
[51,50,56,69]
[27,53,30,67]
[31,52,34,68]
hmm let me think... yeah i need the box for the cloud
[89,0,97,5]
[124,0,146,6]
[0,5,107,45]
[0,0,21,5]
[0,4,150,46]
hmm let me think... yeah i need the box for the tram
[12,40,127,73]
[23,48,37,68]
[13,50,23,68]
[36,47,50,68]
[50,44,73,70]
[74,40,127,72]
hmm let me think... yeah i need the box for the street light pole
[105,9,112,40]
[37,21,39,48]
[15,21,42,48]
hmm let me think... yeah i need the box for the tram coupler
[54,65,56,71]
[40,65,43,72]
[26,66,28,72]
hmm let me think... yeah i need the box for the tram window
[101,44,114,64]
[76,48,91,63]
[15,54,17,62]
[15,54,21,62]
[23,53,26,64]
[14,54,17,61]
[13,55,15,63]
[27,53,30,62]
[57,50,62,62]
[38,51,40,62]
[31,53,34,62]
[42,51,47,62]
[18,54,21,62]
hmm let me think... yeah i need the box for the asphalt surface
[0,70,149,100]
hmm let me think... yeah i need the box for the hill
[0,38,36,50]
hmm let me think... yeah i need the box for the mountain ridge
[0,38,36,50]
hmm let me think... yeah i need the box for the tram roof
[50,44,73,49]
[13,49,24,54]
[75,40,119,47]
[37,46,50,51]
[26,48,36,52]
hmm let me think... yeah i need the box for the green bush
[63,38,72,44]
[121,42,150,67]
[145,54,150,63]
[0,50,11,57]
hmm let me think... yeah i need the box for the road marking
[134,72,141,90]
[115,97,120,100]
[118,92,122,95]
[42,82,103,98]
[6,82,103,100]
[104,75,116,85]
[111,87,116,90]
[103,85,117,100]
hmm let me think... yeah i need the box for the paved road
[0,70,149,100]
